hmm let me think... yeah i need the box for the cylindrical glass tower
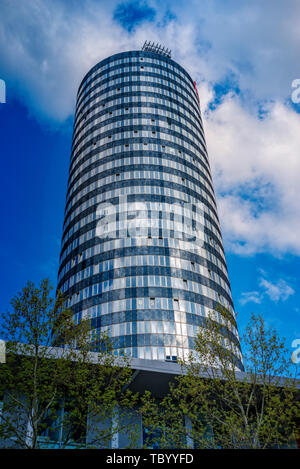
[57,47,243,370]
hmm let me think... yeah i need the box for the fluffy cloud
[259,278,295,302]
[240,291,262,306]
[202,93,300,255]
[2,0,300,122]
[164,0,300,102]
[0,0,151,122]
[0,0,299,256]
[240,275,295,304]
[0,0,195,122]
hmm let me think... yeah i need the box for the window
[150,298,155,307]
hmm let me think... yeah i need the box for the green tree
[0,279,139,449]
[140,308,299,449]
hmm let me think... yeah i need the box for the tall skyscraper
[57,43,243,371]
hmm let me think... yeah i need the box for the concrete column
[111,407,119,449]
[185,415,194,449]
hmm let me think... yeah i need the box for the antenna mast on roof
[142,41,172,59]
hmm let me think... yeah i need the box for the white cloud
[0,1,125,121]
[2,0,300,122]
[165,0,300,102]
[240,291,262,306]
[0,0,204,123]
[202,93,300,255]
[259,278,295,302]
[240,275,295,304]
[0,0,300,256]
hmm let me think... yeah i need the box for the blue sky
[0,0,299,363]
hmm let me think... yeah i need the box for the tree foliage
[0,279,139,448]
[1,281,299,449]
[140,308,299,449]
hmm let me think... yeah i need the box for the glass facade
[57,50,243,370]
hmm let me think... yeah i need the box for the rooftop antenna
[142,41,172,59]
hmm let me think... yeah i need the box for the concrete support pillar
[111,407,119,448]
[185,415,194,449]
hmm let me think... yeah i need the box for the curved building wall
[57,50,243,370]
